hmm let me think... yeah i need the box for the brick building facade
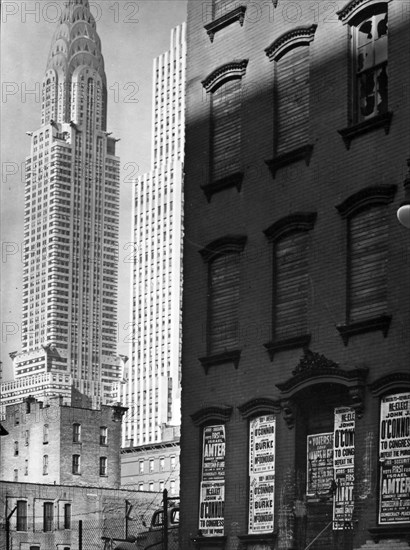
[180,1,410,549]
[1,395,125,488]
[0,480,158,550]
[121,425,180,495]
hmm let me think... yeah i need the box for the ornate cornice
[202,60,248,92]
[335,185,397,218]
[337,0,389,23]
[237,397,281,419]
[199,235,247,263]
[190,405,233,427]
[264,213,317,242]
[265,24,317,61]
[369,372,410,396]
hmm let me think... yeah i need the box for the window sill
[368,526,410,543]
[199,350,241,373]
[192,535,226,548]
[336,314,391,346]
[264,334,311,360]
[266,144,314,179]
[237,532,277,547]
[201,172,243,202]
[338,111,393,150]
[204,6,247,42]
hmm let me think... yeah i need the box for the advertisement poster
[249,415,276,474]
[307,433,334,496]
[379,393,410,524]
[333,407,355,530]
[248,473,275,534]
[199,481,225,536]
[333,467,354,529]
[334,407,355,469]
[202,425,226,481]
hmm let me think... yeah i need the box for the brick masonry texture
[180,1,410,549]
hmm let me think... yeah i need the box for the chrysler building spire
[42,0,107,129]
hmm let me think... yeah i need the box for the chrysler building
[1,0,124,412]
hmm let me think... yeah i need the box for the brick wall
[181,1,410,549]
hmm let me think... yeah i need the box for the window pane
[17,501,27,531]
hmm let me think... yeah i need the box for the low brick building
[1,395,126,488]
[0,480,159,550]
[180,0,410,549]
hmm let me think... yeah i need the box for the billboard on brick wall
[200,425,226,536]
[248,415,275,534]
[379,393,410,524]
[333,407,355,530]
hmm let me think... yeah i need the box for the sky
[0,0,188,380]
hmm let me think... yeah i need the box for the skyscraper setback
[1,0,123,411]
[120,24,186,447]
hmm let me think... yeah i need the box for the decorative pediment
[238,397,281,419]
[191,405,233,427]
[201,60,248,92]
[265,24,317,61]
[369,372,410,396]
[276,350,368,418]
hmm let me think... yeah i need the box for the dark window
[348,205,388,322]
[43,455,48,475]
[64,503,71,529]
[43,424,49,444]
[16,500,27,531]
[100,426,107,445]
[99,456,107,476]
[211,78,242,181]
[274,232,309,340]
[208,252,241,354]
[72,454,80,475]
[14,441,19,456]
[43,502,53,532]
[353,9,388,121]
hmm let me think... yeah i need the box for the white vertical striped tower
[120,23,186,446]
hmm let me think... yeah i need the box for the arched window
[73,423,81,443]
[264,213,316,356]
[199,236,247,361]
[201,61,248,199]
[265,25,317,159]
[336,185,396,343]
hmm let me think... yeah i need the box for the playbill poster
[200,425,226,536]
[306,432,334,496]
[379,393,410,524]
[248,415,276,534]
[333,407,355,530]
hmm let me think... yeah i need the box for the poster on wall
[248,415,276,534]
[379,393,410,525]
[249,415,276,474]
[306,433,334,496]
[200,425,226,536]
[333,407,355,530]
[199,481,225,536]
[248,473,275,534]
[202,424,226,481]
